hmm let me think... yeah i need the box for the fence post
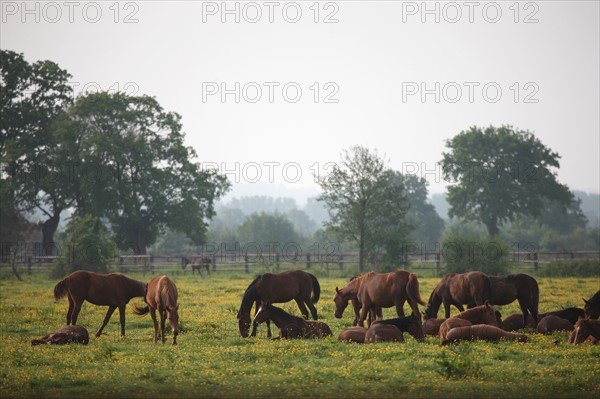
[27,256,32,275]
[339,254,343,271]
[306,254,311,269]
[435,252,441,275]
[212,255,217,272]
[275,253,280,269]
[244,255,249,273]
[533,252,538,271]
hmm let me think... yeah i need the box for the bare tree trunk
[42,212,61,256]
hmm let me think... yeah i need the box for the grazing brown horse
[569,317,600,344]
[423,318,446,336]
[31,325,89,346]
[583,290,600,319]
[442,325,529,345]
[54,270,146,337]
[365,324,404,344]
[338,327,368,343]
[372,315,424,341]
[502,307,584,331]
[536,315,573,334]
[487,274,539,329]
[438,303,499,340]
[237,270,320,338]
[334,271,425,327]
[133,275,179,345]
[253,303,331,339]
[423,272,491,320]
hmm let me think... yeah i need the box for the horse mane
[241,275,263,306]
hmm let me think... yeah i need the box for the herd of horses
[33,269,600,347]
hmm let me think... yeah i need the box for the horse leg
[96,305,116,337]
[519,300,531,329]
[306,300,318,320]
[70,299,83,326]
[118,304,127,337]
[294,298,310,319]
[266,320,272,338]
[150,308,159,343]
[359,303,371,328]
[66,295,75,325]
[444,301,452,319]
[159,310,167,344]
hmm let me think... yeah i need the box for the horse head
[406,314,425,341]
[333,287,349,319]
[482,302,499,327]
[237,306,252,338]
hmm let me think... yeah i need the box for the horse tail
[308,273,320,304]
[133,305,149,316]
[53,277,70,301]
[406,272,426,306]
[483,275,493,304]
[529,276,540,322]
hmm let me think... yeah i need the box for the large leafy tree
[58,92,230,254]
[316,146,411,271]
[441,126,574,237]
[237,212,300,255]
[0,49,74,255]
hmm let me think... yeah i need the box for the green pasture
[1,273,599,399]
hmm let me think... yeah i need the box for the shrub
[435,343,481,379]
[442,233,509,276]
[52,215,118,278]
[537,259,600,278]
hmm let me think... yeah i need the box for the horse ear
[485,301,490,307]
[583,298,588,304]
[176,304,179,310]
[335,287,340,294]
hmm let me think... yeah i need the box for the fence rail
[1,250,599,276]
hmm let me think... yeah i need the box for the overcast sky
[2,0,599,204]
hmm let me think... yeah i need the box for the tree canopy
[441,125,574,237]
[316,146,411,271]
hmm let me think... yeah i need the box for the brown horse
[438,303,499,340]
[338,326,368,343]
[237,270,320,338]
[423,272,491,320]
[53,270,146,337]
[334,271,425,327]
[502,307,584,331]
[252,303,331,339]
[365,324,404,343]
[133,275,179,345]
[536,315,573,334]
[583,290,600,319]
[423,318,446,336]
[569,317,600,344]
[31,325,89,346]
[487,274,539,329]
[371,315,424,341]
[442,325,529,345]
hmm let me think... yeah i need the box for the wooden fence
[2,249,599,276]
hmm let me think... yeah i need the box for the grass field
[1,272,599,399]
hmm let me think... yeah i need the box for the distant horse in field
[372,315,424,341]
[583,290,600,319]
[237,270,320,338]
[133,275,179,345]
[31,325,89,346]
[53,270,146,337]
[502,307,584,331]
[338,327,368,343]
[438,303,499,340]
[442,325,529,345]
[334,271,425,327]
[569,317,600,344]
[364,324,404,344]
[253,303,332,339]
[183,256,212,275]
[536,315,573,335]
[487,274,539,329]
[423,272,491,320]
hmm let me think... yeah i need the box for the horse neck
[586,320,600,339]
[341,279,360,299]
[425,291,442,318]
[267,306,302,328]
[125,277,147,299]
[239,288,256,317]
